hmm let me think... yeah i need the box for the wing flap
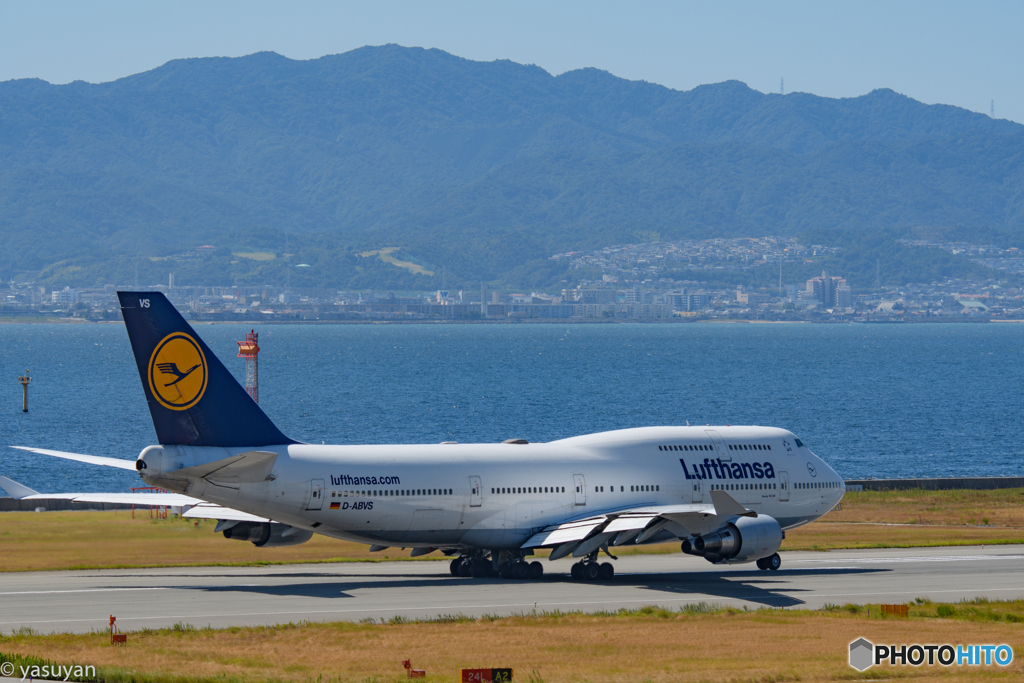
[522,518,607,548]
[603,514,658,533]
[524,495,755,551]
[182,503,269,523]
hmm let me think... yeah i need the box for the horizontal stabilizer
[174,451,278,484]
[11,446,139,470]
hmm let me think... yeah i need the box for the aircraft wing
[522,490,756,557]
[10,446,138,470]
[0,475,265,522]
[0,475,202,506]
[182,502,270,523]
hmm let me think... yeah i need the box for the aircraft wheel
[570,562,583,580]
[499,563,513,579]
[598,562,614,581]
[458,558,473,578]
[529,561,544,579]
[755,558,768,570]
[583,562,601,581]
[450,558,462,576]
[513,562,529,579]
[767,553,781,571]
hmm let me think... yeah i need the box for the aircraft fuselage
[139,425,844,551]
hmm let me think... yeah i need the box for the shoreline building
[806,271,850,308]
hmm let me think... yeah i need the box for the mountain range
[2,44,1022,289]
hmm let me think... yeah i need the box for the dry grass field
[2,488,1024,572]
[2,601,1023,683]
[0,512,433,572]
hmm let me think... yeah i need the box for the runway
[2,545,1022,634]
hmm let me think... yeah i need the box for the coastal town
[4,235,1022,323]
[15,279,1015,322]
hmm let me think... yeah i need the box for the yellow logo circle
[147,332,208,411]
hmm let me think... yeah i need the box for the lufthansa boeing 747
[4,292,845,581]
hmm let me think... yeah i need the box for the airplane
[5,291,846,581]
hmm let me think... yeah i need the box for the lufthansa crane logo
[147,332,208,410]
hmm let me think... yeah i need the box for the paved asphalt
[1,545,1022,634]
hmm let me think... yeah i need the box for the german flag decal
[330,502,340,510]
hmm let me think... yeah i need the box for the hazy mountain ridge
[1,44,1022,288]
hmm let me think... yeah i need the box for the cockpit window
[794,438,804,448]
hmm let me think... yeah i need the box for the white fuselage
[140,426,844,550]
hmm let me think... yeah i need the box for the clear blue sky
[3,0,1023,123]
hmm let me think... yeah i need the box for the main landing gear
[756,553,782,571]
[450,553,543,580]
[570,553,615,582]
[500,559,543,580]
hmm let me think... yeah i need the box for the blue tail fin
[118,291,294,447]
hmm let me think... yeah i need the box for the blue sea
[1,322,1022,493]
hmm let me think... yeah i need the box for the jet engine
[222,522,313,548]
[680,515,783,564]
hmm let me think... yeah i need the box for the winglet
[0,475,41,499]
[710,489,758,517]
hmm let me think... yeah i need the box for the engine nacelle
[685,515,783,564]
[222,522,313,548]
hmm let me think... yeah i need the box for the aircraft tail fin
[117,292,294,447]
